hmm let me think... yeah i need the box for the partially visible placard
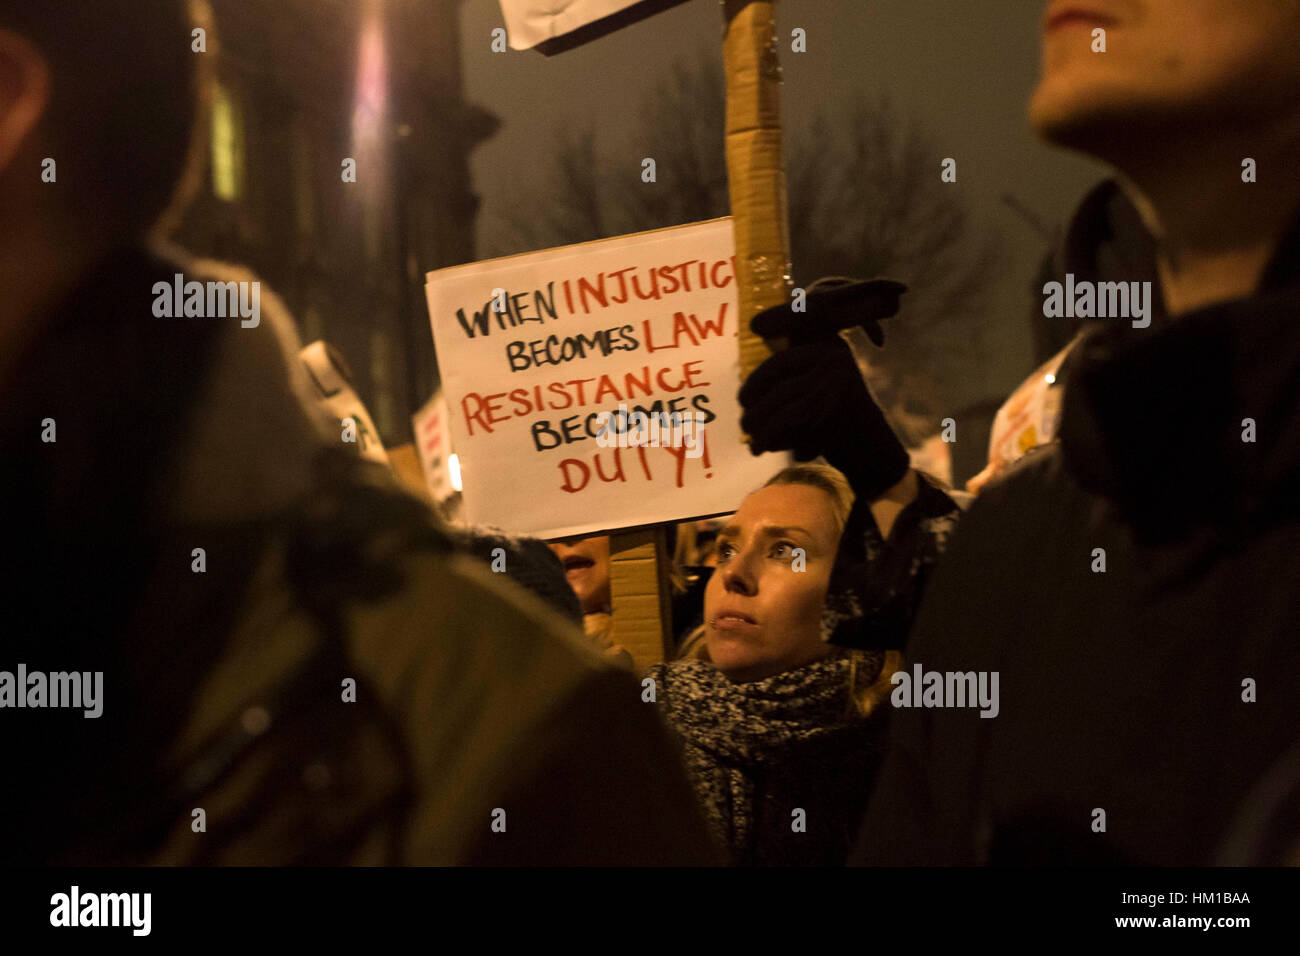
[498,0,690,53]
[300,340,388,465]
[412,390,456,505]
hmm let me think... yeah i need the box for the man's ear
[0,28,50,177]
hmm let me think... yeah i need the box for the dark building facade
[175,0,498,442]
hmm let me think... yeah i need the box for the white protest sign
[412,390,456,505]
[300,340,389,465]
[498,0,690,52]
[425,218,786,540]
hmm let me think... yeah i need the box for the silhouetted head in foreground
[0,2,206,381]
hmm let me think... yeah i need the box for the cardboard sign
[498,0,691,54]
[425,218,786,540]
[299,340,389,465]
[412,390,457,505]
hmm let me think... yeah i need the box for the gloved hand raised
[739,277,911,501]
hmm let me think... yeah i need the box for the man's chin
[1030,80,1217,163]
[1029,90,1144,159]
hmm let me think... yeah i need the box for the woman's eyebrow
[760,525,812,540]
[716,525,815,542]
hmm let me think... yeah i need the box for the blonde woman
[648,465,901,866]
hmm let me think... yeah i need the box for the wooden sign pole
[723,0,792,383]
[610,0,791,670]
[608,525,675,671]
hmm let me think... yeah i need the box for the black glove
[739,277,911,501]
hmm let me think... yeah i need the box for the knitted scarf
[648,649,888,865]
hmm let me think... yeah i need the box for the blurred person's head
[704,464,854,683]
[673,517,728,568]
[0,1,206,368]
[695,518,726,568]
[1030,1,1300,165]
[548,535,611,615]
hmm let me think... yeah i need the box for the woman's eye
[770,541,793,559]
[717,543,736,562]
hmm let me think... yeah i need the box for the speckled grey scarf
[647,649,888,865]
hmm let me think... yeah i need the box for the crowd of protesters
[3,0,1300,866]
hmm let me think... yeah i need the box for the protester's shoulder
[967,441,1080,523]
[913,445,1076,617]
[423,548,654,723]
[357,536,613,703]
[177,249,323,395]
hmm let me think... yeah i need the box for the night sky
[458,0,1109,404]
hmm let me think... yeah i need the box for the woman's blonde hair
[846,649,904,719]
[763,463,856,536]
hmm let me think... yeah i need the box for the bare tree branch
[488,54,1007,427]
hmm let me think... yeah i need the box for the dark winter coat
[855,182,1300,865]
[648,649,895,866]
[0,245,719,866]
[822,473,963,650]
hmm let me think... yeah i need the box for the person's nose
[721,549,758,596]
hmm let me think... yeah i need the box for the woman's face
[704,483,842,683]
[548,535,611,614]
